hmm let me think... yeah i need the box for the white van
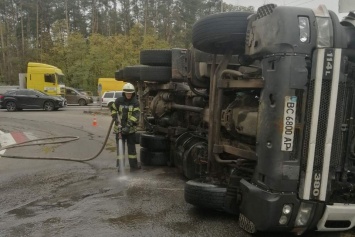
[101,91,123,107]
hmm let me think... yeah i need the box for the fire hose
[0,119,115,163]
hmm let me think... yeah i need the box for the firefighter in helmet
[110,82,140,171]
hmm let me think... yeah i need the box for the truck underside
[116,3,355,235]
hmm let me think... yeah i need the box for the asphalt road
[0,108,354,237]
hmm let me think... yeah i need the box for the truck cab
[20,62,65,96]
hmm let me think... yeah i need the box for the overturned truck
[115,3,355,235]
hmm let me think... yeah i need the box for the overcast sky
[223,0,348,19]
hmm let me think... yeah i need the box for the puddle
[108,211,150,227]
[105,146,116,153]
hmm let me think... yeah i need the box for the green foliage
[38,26,172,94]
[0,0,255,89]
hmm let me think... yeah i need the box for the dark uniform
[110,94,140,170]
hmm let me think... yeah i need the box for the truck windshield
[57,74,65,84]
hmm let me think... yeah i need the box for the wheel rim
[44,101,54,111]
[6,102,16,111]
[79,99,86,106]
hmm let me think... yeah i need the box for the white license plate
[281,96,297,151]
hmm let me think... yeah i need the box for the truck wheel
[123,65,147,82]
[44,101,55,111]
[192,11,252,55]
[78,99,86,106]
[6,101,17,112]
[140,133,169,151]
[140,148,168,166]
[115,69,124,80]
[139,66,171,82]
[185,179,227,211]
[140,49,172,66]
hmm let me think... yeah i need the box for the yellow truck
[97,78,124,95]
[19,62,65,96]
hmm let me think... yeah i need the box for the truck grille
[330,83,349,171]
[299,49,351,201]
[301,80,332,172]
[302,81,348,170]
[299,49,355,201]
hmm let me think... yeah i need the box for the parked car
[0,89,67,111]
[101,91,123,107]
[65,87,93,106]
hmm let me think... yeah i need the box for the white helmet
[122,83,135,93]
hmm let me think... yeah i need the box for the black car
[0,89,67,111]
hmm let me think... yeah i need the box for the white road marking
[0,132,37,157]
[0,133,17,148]
[23,132,37,141]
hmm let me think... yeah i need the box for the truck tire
[185,179,227,211]
[140,133,169,151]
[115,69,124,80]
[192,11,252,55]
[139,66,171,83]
[140,148,168,166]
[140,49,172,66]
[123,65,146,82]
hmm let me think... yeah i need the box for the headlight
[279,204,293,225]
[313,5,333,48]
[316,17,333,47]
[295,202,314,227]
[283,204,293,215]
[299,17,310,43]
[279,215,288,225]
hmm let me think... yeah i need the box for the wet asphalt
[0,108,354,237]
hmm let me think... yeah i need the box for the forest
[0,0,254,94]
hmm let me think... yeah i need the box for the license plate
[281,96,297,151]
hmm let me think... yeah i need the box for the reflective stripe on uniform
[128,107,139,122]
[129,117,138,122]
[117,154,124,160]
[128,154,137,159]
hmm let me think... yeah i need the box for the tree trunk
[0,22,6,84]
[21,0,25,58]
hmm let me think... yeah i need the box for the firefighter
[110,82,140,171]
